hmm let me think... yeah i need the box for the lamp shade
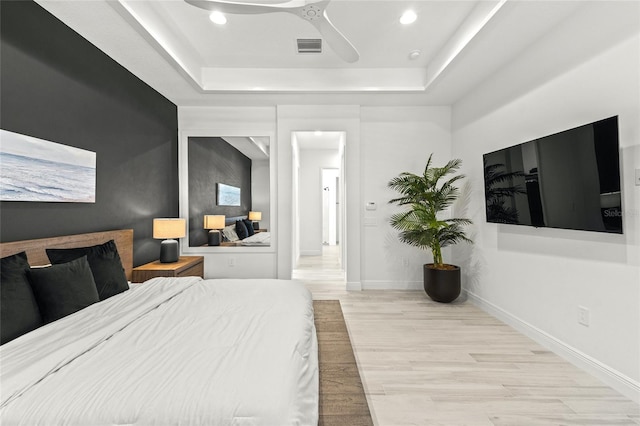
[204,215,225,230]
[248,211,262,221]
[153,218,186,239]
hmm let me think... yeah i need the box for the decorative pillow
[235,220,249,240]
[46,240,129,301]
[243,219,255,237]
[222,225,239,242]
[27,256,100,324]
[1,252,43,345]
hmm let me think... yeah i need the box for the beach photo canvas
[217,183,241,206]
[0,130,96,203]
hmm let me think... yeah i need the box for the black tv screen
[483,116,622,234]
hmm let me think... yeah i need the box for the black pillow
[1,252,43,345]
[235,220,249,240]
[28,256,100,324]
[47,240,129,301]
[243,219,255,237]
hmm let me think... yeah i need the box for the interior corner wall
[0,0,178,266]
[451,34,640,401]
[360,106,452,290]
[251,159,270,232]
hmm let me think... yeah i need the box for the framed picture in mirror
[217,183,241,206]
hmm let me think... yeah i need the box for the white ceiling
[295,131,342,150]
[222,136,270,159]
[35,0,640,107]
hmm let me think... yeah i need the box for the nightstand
[132,256,204,283]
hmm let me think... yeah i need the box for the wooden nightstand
[132,256,204,283]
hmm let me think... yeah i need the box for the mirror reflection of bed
[187,136,270,248]
[217,215,271,247]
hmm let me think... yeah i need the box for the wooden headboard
[0,229,134,281]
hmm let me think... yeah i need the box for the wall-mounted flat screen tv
[483,116,622,234]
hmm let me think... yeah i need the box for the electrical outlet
[228,257,236,267]
[578,306,590,327]
[635,168,640,186]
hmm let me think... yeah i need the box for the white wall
[298,149,340,255]
[360,106,452,289]
[251,159,270,230]
[292,134,301,266]
[179,105,454,288]
[452,33,640,401]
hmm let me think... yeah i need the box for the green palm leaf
[388,154,472,268]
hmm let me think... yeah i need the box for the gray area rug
[314,300,374,426]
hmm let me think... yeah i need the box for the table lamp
[204,215,225,246]
[153,218,186,263]
[248,211,262,230]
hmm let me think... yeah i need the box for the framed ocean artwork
[0,129,96,203]
[217,183,241,206]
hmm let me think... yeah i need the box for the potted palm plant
[388,154,472,303]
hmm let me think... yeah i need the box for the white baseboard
[466,290,640,404]
[346,281,362,291]
[361,280,422,290]
[300,250,322,256]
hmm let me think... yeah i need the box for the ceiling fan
[184,0,360,63]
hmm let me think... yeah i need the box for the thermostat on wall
[365,202,377,211]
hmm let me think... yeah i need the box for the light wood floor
[294,246,640,425]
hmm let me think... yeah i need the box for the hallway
[292,245,346,296]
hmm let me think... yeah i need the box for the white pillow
[222,225,239,242]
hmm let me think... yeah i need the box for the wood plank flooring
[294,246,640,425]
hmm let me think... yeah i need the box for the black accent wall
[0,1,178,266]
[188,137,252,247]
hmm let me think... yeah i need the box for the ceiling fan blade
[310,11,359,63]
[185,0,360,63]
[184,0,304,15]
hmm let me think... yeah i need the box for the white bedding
[0,277,318,425]
[240,231,271,246]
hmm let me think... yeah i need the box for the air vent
[297,38,322,54]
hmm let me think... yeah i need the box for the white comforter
[0,277,318,426]
[240,232,271,246]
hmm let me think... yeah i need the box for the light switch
[635,168,640,186]
[365,202,377,211]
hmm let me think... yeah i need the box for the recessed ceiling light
[408,50,421,60]
[209,11,227,25]
[314,131,323,136]
[400,10,417,25]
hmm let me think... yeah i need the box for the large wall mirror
[181,135,273,250]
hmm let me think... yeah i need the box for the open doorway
[291,131,345,285]
[322,168,339,247]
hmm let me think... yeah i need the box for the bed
[0,230,318,425]
[239,231,271,246]
[220,216,271,247]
